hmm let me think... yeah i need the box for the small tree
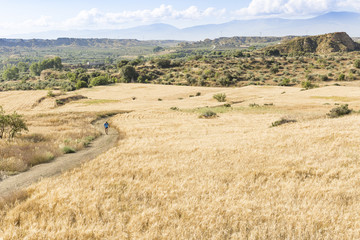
[2,66,19,80]
[0,106,28,140]
[7,112,28,140]
[120,65,139,83]
[0,106,8,139]
[156,59,171,68]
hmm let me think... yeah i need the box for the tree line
[2,57,62,80]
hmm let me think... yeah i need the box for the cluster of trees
[0,106,28,140]
[66,68,113,89]
[1,57,63,80]
[29,57,62,76]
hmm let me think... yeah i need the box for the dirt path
[0,119,119,198]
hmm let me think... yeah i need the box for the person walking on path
[104,121,110,135]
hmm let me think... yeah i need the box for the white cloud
[63,5,226,28]
[234,0,360,18]
[23,16,53,27]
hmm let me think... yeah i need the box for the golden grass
[82,99,120,105]
[1,84,360,238]
[0,112,101,173]
[310,96,360,102]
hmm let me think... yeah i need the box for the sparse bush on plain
[213,93,226,102]
[327,104,352,118]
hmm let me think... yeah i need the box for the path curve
[0,118,119,198]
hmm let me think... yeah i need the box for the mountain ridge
[4,11,360,41]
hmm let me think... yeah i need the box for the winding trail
[0,119,119,198]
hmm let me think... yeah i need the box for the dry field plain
[1,83,360,239]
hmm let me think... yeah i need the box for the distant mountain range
[6,12,360,41]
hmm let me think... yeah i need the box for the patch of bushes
[271,117,297,127]
[327,104,352,118]
[213,93,226,102]
[199,110,218,119]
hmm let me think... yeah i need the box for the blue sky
[0,0,359,36]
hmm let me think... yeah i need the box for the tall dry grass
[1,105,360,239]
[0,112,101,174]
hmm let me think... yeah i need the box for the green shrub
[47,90,55,97]
[83,135,95,147]
[319,75,329,81]
[338,73,345,81]
[196,92,201,96]
[213,93,226,102]
[170,107,179,111]
[327,104,352,118]
[75,80,88,89]
[90,76,109,86]
[63,146,76,154]
[301,80,316,90]
[199,110,217,119]
[354,59,360,68]
[271,118,297,127]
[249,103,260,107]
[223,103,231,107]
[278,78,291,86]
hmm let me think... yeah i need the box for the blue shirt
[104,122,109,128]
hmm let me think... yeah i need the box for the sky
[0,0,360,36]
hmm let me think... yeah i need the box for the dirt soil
[0,119,119,198]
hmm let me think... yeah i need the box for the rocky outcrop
[264,32,360,55]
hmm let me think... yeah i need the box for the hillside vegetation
[2,32,360,92]
[1,84,360,238]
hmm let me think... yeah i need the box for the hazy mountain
[7,12,360,40]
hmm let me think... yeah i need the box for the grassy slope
[1,84,360,239]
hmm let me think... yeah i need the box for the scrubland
[1,83,360,239]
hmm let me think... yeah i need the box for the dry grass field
[1,83,360,239]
